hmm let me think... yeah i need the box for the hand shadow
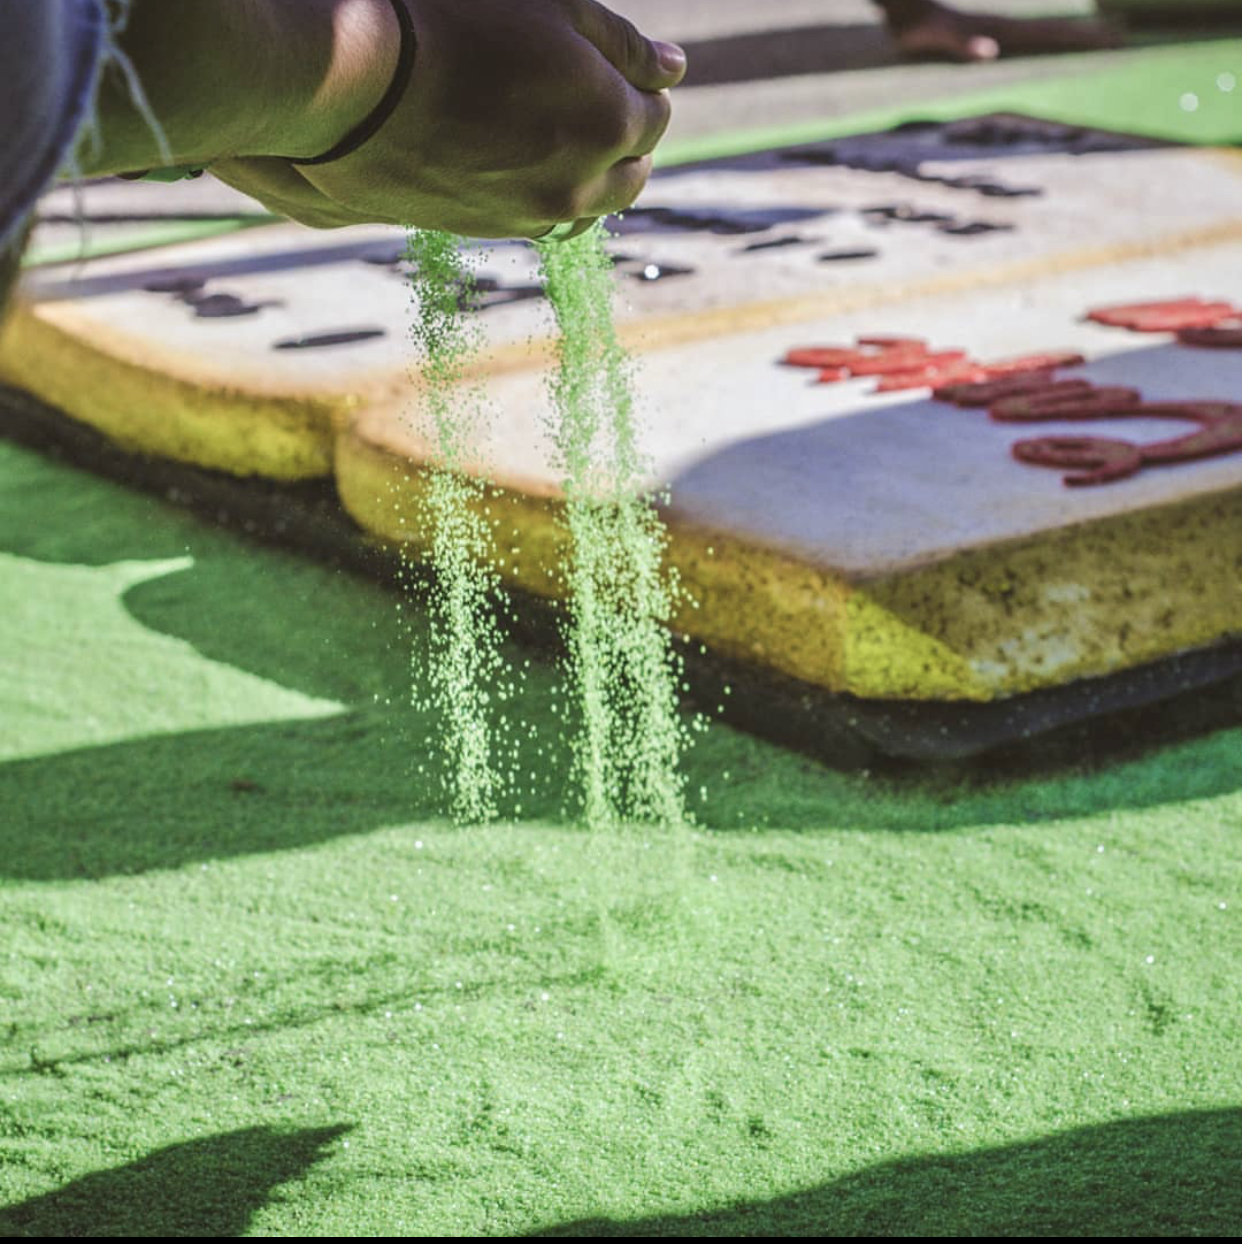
[0,1125,350,1237]
[530,1108,1241,1237]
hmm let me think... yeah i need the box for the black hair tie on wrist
[121,0,416,182]
[291,0,417,166]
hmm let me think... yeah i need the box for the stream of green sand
[405,225,690,833]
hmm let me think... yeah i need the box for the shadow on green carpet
[0,1124,349,1236]
[1,440,1239,884]
[1,1109,1236,1236]
[531,1107,1242,1237]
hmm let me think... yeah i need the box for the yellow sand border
[338,419,1241,702]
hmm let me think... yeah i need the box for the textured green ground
[0,437,1239,1236]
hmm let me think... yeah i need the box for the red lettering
[1011,401,1242,485]
[851,350,968,379]
[783,346,870,369]
[1176,322,1242,348]
[782,327,1242,485]
[936,371,1065,406]
[876,362,987,393]
[1012,437,1144,486]
[1129,401,1242,464]
[984,351,1086,376]
[855,336,928,349]
[990,386,1142,422]
[814,366,851,384]
[1087,298,1237,333]
[785,338,968,387]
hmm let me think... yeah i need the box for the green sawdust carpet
[0,438,1239,1236]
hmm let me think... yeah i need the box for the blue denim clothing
[0,0,108,253]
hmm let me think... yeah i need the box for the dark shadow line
[676,18,1242,90]
[36,211,276,225]
[3,967,610,1081]
[678,23,899,87]
[25,235,413,303]
[527,1108,1242,1237]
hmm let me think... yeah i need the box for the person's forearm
[78,0,400,174]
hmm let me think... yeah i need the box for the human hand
[211,0,687,237]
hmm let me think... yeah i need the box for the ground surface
[3,12,1240,1238]
[1,439,1239,1236]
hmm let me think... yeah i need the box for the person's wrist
[78,0,402,175]
[261,0,404,162]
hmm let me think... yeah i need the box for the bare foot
[883,1,1121,63]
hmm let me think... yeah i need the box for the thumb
[570,0,687,91]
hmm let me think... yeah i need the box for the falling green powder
[402,230,511,824]
[537,225,688,832]
[403,224,689,833]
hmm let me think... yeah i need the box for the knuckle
[591,159,650,217]
[643,93,672,152]
[561,79,633,154]
[653,90,672,133]
[533,184,582,225]
[615,157,652,208]
[617,14,647,68]
[591,97,632,151]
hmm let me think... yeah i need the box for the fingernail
[655,41,686,76]
[967,36,1000,61]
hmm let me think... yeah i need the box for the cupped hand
[212,0,686,237]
